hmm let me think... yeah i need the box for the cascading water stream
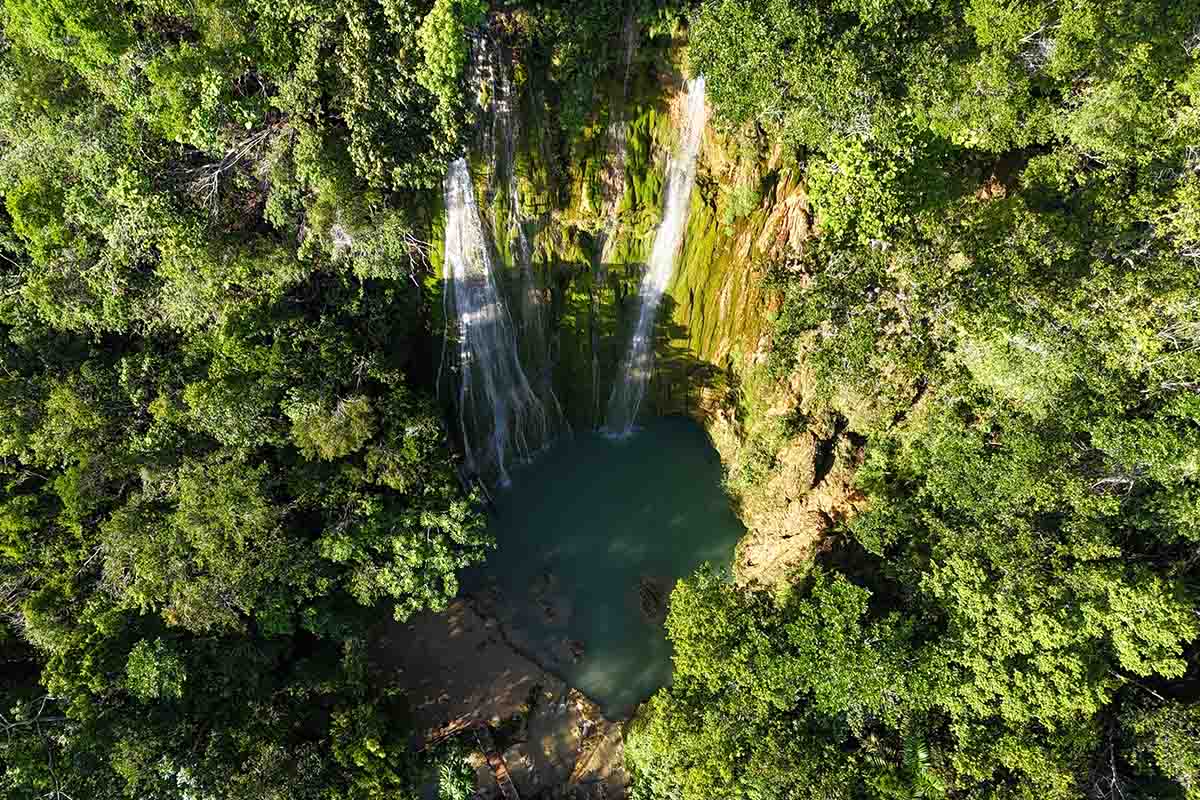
[597,8,640,264]
[442,157,549,485]
[604,76,707,437]
[485,36,568,438]
[499,66,567,424]
[592,8,640,429]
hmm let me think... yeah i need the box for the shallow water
[466,416,744,715]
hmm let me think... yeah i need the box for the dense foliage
[631,1,1200,799]
[0,0,499,796]
[3,0,1197,798]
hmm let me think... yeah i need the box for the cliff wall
[431,20,859,588]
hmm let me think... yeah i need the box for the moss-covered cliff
[434,27,789,416]
[431,17,857,587]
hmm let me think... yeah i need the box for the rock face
[371,600,628,799]
[713,366,871,589]
[734,432,868,587]
[431,42,810,436]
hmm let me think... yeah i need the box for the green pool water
[466,416,745,715]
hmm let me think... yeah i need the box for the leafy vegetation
[1,0,1197,798]
[0,0,498,795]
[630,1,1200,798]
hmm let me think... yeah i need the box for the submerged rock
[635,575,670,626]
[529,570,573,627]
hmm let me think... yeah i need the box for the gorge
[396,18,840,794]
[2,3,1197,800]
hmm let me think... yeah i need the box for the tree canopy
[1,0,1197,798]
[0,0,496,795]
[629,2,1200,799]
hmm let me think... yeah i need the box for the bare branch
[1109,669,1166,702]
[179,124,283,216]
[1185,22,1200,57]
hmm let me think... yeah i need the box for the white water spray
[443,158,549,484]
[604,76,707,437]
[487,38,567,436]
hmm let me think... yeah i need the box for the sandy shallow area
[373,598,629,798]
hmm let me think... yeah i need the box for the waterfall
[487,37,568,438]
[604,76,707,437]
[443,158,549,485]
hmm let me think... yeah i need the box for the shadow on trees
[550,257,724,431]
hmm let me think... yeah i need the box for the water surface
[467,416,743,715]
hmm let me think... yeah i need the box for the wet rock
[497,688,628,799]
[530,570,573,627]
